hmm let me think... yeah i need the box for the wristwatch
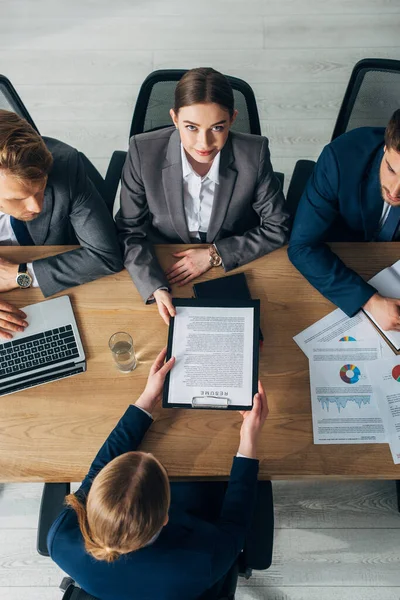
[209,245,222,267]
[16,263,33,289]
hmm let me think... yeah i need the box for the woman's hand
[135,347,175,414]
[153,289,176,326]
[165,248,211,286]
[238,381,269,459]
[0,300,28,339]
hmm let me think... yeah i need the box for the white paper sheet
[309,342,387,444]
[167,305,255,407]
[294,308,393,358]
[366,356,400,463]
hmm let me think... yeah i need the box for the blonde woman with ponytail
[48,347,271,600]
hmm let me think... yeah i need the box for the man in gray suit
[0,109,123,339]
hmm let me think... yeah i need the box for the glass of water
[109,332,137,372]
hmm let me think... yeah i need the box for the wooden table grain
[0,243,399,482]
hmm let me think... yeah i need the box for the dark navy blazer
[47,406,258,600]
[288,127,390,317]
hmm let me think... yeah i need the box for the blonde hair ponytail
[65,452,170,562]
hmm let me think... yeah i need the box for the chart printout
[310,342,387,444]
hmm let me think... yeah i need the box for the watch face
[209,255,222,267]
[17,273,32,288]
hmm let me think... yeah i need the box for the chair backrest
[0,74,39,132]
[0,74,110,212]
[331,58,400,140]
[130,69,261,137]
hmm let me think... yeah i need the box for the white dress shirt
[180,144,220,239]
[0,212,39,286]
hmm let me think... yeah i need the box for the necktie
[10,216,35,246]
[376,205,400,241]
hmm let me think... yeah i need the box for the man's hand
[0,300,28,340]
[238,381,269,459]
[135,347,175,414]
[363,293,400,331]
[153,289,176,326]
[165,248,211,286]
[0,258,18,292]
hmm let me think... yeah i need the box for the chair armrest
[104,150,127,213]
[240,480,274,571]
[37,482,70,556]
[286,159,315,219]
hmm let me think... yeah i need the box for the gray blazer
[116,126,288,302]
[26,137,123,297]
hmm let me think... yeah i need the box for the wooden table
[1,243,399,482]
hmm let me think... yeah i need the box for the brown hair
[384,109,400,152]
[174,67,234,117]
[65,451,170,563]
[0,109,53,183]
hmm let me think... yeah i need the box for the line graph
[318,395,371,412]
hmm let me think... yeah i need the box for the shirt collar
[180,144,220,184]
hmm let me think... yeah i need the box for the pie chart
[339,336,356,342]
[340,364,360,384]
[392,365,400,382]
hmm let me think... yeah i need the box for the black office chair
[104,69,284,209]
[286,58,400,218]
[37,480,274,600]
[0,74,109,210]
[0,74,38,130]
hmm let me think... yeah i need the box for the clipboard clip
[191,396,230,409]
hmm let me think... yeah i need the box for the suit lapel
[27,185,54,245]
[207,135,237,242]
[360,145,384,241]
[162,129,191,243]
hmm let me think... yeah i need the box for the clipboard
[163,298,260,410]
[193,273,264,345]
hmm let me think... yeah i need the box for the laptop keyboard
[0,325,80,378]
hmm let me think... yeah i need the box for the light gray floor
[1,1,400,599]
[0,480,399,600]
[2,0,400,193]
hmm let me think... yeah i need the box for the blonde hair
[65,451,170,563]
[0,109,53,182]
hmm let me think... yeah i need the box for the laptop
[0,296,86,397]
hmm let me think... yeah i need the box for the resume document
[166,305,255,408]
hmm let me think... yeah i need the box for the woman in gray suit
[116,67,288,324]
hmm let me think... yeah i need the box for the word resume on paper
[166,305,256,409]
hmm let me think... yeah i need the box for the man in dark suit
[288,109,400,331]
[0,109,123,339]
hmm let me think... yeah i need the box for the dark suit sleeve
[288,145,377,317]
[115,137,170,302]
[214,138,289,271]
[77,405,153,497]
[33,151,123,297]
[207,457,259,585]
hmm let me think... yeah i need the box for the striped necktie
[376,205,400,241]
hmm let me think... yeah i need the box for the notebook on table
[193,273,264,344]
[0,296,86,397]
